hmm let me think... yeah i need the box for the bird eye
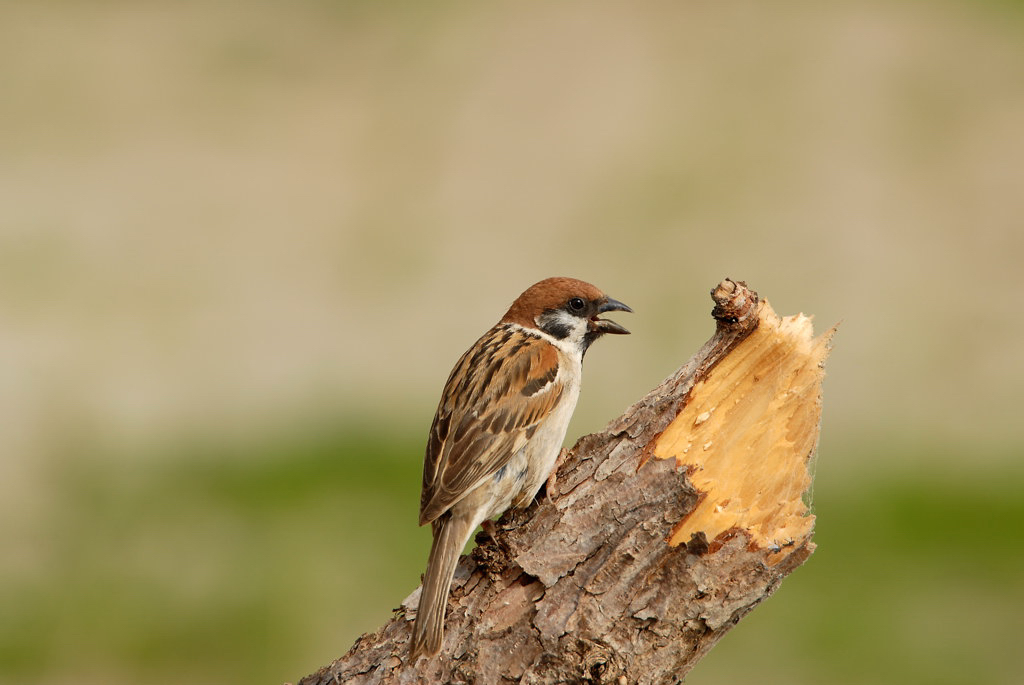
[567,297,586,313]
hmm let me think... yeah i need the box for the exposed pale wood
[656,305,832,563]
[296,279,831,685]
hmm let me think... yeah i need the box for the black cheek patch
[538,310,573,340]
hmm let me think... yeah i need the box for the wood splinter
[296,278,835,685]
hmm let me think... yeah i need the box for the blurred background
[2,1,1022,683]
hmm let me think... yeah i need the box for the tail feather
[409,513,475,660]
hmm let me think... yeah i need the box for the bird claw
[479,519,497,539]
[544,448,570,502]
[472,519,513,575]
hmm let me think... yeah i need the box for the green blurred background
[2,1,1022,683]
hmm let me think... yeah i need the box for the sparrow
[408,277,631,660]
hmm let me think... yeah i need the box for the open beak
[590,297,632,335]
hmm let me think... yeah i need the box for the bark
[297,279,833,685]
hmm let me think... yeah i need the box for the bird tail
[409,512,476,660]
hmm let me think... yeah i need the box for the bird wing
[419,324,564,525]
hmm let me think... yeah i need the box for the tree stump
[296,279,833,685]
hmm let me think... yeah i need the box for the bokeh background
[2,1,1023,683]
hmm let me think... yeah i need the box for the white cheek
[562,318,589,346]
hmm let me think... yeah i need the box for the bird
[408,276,632,660]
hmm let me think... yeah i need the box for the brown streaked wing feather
[419,325,563,525]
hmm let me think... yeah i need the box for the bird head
[501,277,632,353]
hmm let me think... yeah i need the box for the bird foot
[544,447,570,502]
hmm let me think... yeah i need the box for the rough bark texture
[297,279,831,685]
